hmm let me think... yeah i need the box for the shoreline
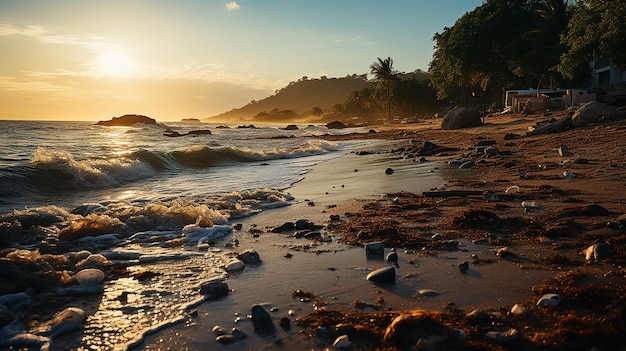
[2,111,625,350]
[142,112,626,350]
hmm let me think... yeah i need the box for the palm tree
[370,56,398,121]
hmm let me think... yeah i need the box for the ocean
[0,119,396,350]
[0,120,369,215]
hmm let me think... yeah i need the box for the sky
[0,0,483,121]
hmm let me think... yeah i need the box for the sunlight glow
[94,51,136,77]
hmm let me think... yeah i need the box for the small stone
[212,325,227,336]
[583,243,613,261]
[225,259,245,272]
[251,304,275,335]
[558,146,571,157]
[418,289,439,297]
[537,293,561,306]
[510,304,526,315]
[199,281,229,300]
[485,328,519,343]
[237,249,261,264]
[385,167,394,175]
[231,327,247,339]
[279,317,291,330]
[459,160,475,169]
[385,248,398,264]
[458,261,469,273]
[366,266,395,284]
[216,334,236,344]
[332,334,350,349]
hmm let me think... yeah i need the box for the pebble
[332,334,350,349]
[75,268,105,286]
[216,334,236,344]
[537,293,561,306]
[510,304,526,315]
[366,266,395,284]
[251,304,276,335]
[458,261,469,273]
[212,325,227,336]
[225,259,245,272]
[231,327,247,339]
[418,289,439,297]
[583,243,613,261]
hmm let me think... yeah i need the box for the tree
[429,0,545,102]
[523,0,571,88]
[559,0,626,80]
[370,56,398,121]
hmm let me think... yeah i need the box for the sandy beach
[137,111,626,350]
[1,111,624,351]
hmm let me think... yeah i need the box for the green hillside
[205,74,369,123]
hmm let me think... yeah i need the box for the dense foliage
[429,0,625,105]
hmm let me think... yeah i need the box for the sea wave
[168,140,338,167]
[30,147,155,188]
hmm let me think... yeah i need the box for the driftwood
[526,116,572,136]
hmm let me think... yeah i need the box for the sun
[94,51,136,77]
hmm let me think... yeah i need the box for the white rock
[75,268,105,286]
[510,304,526,315]
[521,201,539,209]
[418,289,440,297]
[537,294,561,306]
[505,186,520,194]
[333,334,350,349]
[225,259,245,272]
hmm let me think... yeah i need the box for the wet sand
[137,112,626,350]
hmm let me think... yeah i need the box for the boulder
[571,101,625,127]
[283,124,299,130]
[441,107,482,130]
[96,114,156,126]
[326,121,347,129]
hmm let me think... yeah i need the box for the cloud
[225,1,240,11]
[0,23,47,37]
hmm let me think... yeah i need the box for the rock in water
[386,248,398,264]
[251,304,275,335]
[199,281,229,301]
[36,307,86,337]
[237,250,261,264]
[366,266,395,284]
[225,259,245,272]
[216,334,235,344]
[75,268,105,286]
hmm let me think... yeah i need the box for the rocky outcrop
[96,114,156,126]
[441,107,482,130]
[326,121,347,129]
